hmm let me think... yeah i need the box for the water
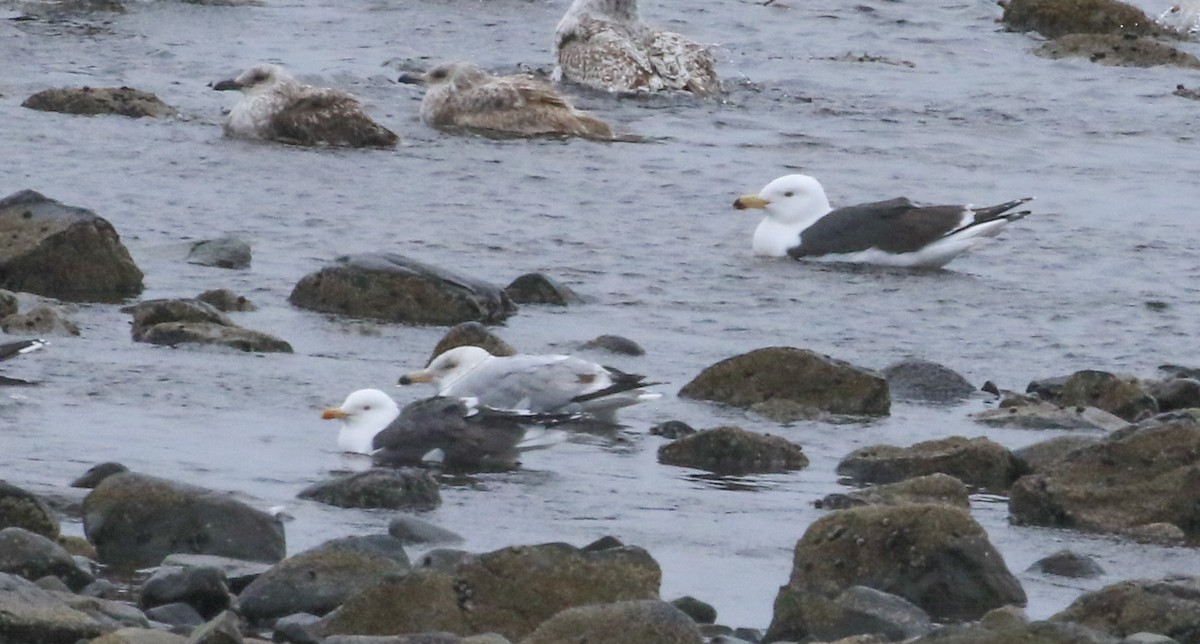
[3,0,1200,631]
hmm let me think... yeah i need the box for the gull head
[398,62,489,91]
[322,388,400,428]
[734,173,832,225]
[398,345,493,391]
[212,64,294,94]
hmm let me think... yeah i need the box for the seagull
[321,389,571,470]
[397,62,613,139]
[733,174,1034,268]
[553,0,720,95]
[212,64,399,148]
[398,345,659,422]
[1157,2,1200,32]
[1,339,47,386]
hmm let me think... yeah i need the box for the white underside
[337,421,381,455]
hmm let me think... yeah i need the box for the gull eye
[363,404,372,411]
[783,191,795,197]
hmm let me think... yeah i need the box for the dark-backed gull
[554,0,720,95]
[212,64,399,148]
[398,345,658,422]
[397,62,613,139]
[734,174,1033,268]
[322,389,569,470]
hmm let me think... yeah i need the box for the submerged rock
[581,334,645,356]
[503,272,583,305]
[0,303,81,336]
[522,599,702,644]
[1051,576,1200,641]
[195,289,256,313]
[1028,550,1105,579]
[1001,0,1169,38]
[972,398,1130,431]
[22,86,177,118]
[187,236,251,270]
[881,358,975,403]
[388,516,464,545]
[297,469,441,511]
[817,473,970,510]
[126,298,292,353]
[428,322,517,362]
[1036,34,1200,68]
[657,426,808,475]
[837,436,1021,492]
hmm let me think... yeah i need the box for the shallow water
[3,0,1200,631]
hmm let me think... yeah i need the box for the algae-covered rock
[837,436,1021,492]
[22,86,177,118]
[657,426,809,475]
[1036,33,1200,68]
[522,599,702,644]
[1051,576,1200,641]
[1002,0,1170,38]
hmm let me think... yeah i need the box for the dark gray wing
[0,339,46,362]
[371,396,528,471]
[789,198,964,257]
[271,93,398,148]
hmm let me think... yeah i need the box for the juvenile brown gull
[398,345,659,422]
[734,174,1033,268]
[212,64,399,148]
[321,389,570,470]
[398,62,613,139]
[553,0,720,95]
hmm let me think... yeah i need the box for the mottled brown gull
[212,64,399,148]
[554,0,720,95]
[398,62,613,139]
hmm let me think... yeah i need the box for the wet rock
[679,347,890,417]
[1009,417,1200,540]
[837,436,1020,492]
[1001,0,1169,38]
[92,628,190,644]
[186,609,242,643]
[522,599,702,644]
[657,426,808,475]
[0,480,59,538]
[159,554,271,594]
[917,616,1118,643]
[1033,370,1158,422]
[388,515,463,545]
[187,236,251,270]
[415,548,471,572]
[0,190,144,302]
[770,504,1026,624]
[1028,550,1105,579]
[0,572,106,642]
[1147,378,1200,412]
[972,398,1130,431]
[196,289,256,313]
[319,542,660,640]
[670,595,716,624]
[0,304,81,336]
[649,420,696,439]
[239,534,411,621]
[139,565,232,620]
[428,322,517,363]
[1160,365,1200,380]
[58,590,150,630]
[765,585,933,643]
[83,472,286,569]
[289,253,516,325]
[1036,34,1200,69]
[145,602,206,628]
[816,473,970,510]
[127,299,292,353]
[1051,576,1200,641]
[297,469,441,511]
[0,527,93,590]
[1012,435,1103,474]
[581,334,644,356]
[0,289,16,317]
[1125,522,1186,545]
[503,272,583,305]
[881,359,974,403]
[57,536,97,560]
[271,612,321,643]
[22,86,177,118]
[71,462,130,489]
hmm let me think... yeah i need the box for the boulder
[22,86,176,118]
[1012,435,1103,475]
[0,527,93,590]
[71,462,131,489]
[58,592,151,630]
[289,253,516,325]
[656,426,808,475]
[239,535,411,621]
[649,420,696,439]
[144,602,206,628]
[159,554,271,594]
[678,347,890,417]
[1031,370,1158,422]
[195,289,256,313]
[836,436,1020,492]
[1035,34,1200,68]
[126,299,291,353]
[388,516,463,545]
[816,473,970,510]
[972,398,1129,431]
[271,613,321,643]
[0,572,106,642]
[521,600,702,644]
[881,359,974,404]
[297,469,441,511]
[581,334,644,356]
[669,595,716,624]
[770,504,1026,624]
[91,628,189,644]
[1147,378,1200,412]
[1028,550,1105,579]
[0,481,59,538]
[1000,0,1170,38]
[139,565,232,620]
[185,609,242,644]
[82,472,286,569]
[320,542,660,641]
[916,616,1119,643]
[503,273,583,305]
[0,304,81,336]
[0,190,143,302]
[765,585,933,643]
[0,289,16,317]
[1008,417,1200,540]
[428,322,516,363]
[1051,577,1200,642]
[187,236,251,270]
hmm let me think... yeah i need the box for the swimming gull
[398,345,659,422]
[734,174,1034,269]
[1157,1,1200,32]
[322,388,571,470]
[397,62,613,139]
[213,64,399,148]
[1,338,46,386]
[554,0,720,95]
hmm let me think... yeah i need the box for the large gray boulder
[837,436,1021,492]
[1000,0,1170,38]
[521,599,702,644]
[83,473,286,569]
[1027,370,1158,422]
[678,347,890,417]
[882,359,974,404]
[1051,576,1200,642]
[0,572,107,643]
[126,298,292,353]
[0,527,93,591]
[657,426,809,475]
[765,585,933,643]
[0,190,143,302]
[289,253,516,325]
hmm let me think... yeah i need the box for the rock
[289,253,516,325]
[71,462,129,489]
[679,347,890,417]
[1001,0,1169,39]
[187,236,251,270]
[881,359,975,404]
[649,420,696,439]
[428,322,517,362]
[1008,417,1200,540]
[0,190,144,302]
[0,527,93,590]
[0,571,106,642]
[1125,522,1186,545]
[56,589,150,630]
[139,565,232,620]
[195,289,256,312]
[657,426,808,475]
[297,469,441,511]
[388,516,463,545]
[271,612,321,643]
[320,542,660,641]
[1011,435,1103,476]
[1147,378,1200,412]
[670,596,716,624]
[581,334,644,356]
[0,304,81,336]
[0,289,16,317]
[816,473,970,510]
[1036,34,1200,69]
[144,602,207,628]
[503,273,583,305]
[770,504,1026,624]
[521,599,702,644]
[83,472,286,569]
[1028,550,1105,578]
[185,609,242,644]
[1124,634,1182,644]
[126,299,292,353]
[765,585,932,643]
[1051,577,1200,641]
[414,549,471,572]
[91,628,190,644]
[239,534,411,621]
[0,481,59,538]
[159,554,272,593]
[1034,370,1158,422]
[22,86,177,118]
[836,436,1020,492]
[973,399,1130,431]
[916,617,1119,643]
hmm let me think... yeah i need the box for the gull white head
[398,346,493,392]
[734,174,834,257]
[321,388,401,454]
[213,64,298,95]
